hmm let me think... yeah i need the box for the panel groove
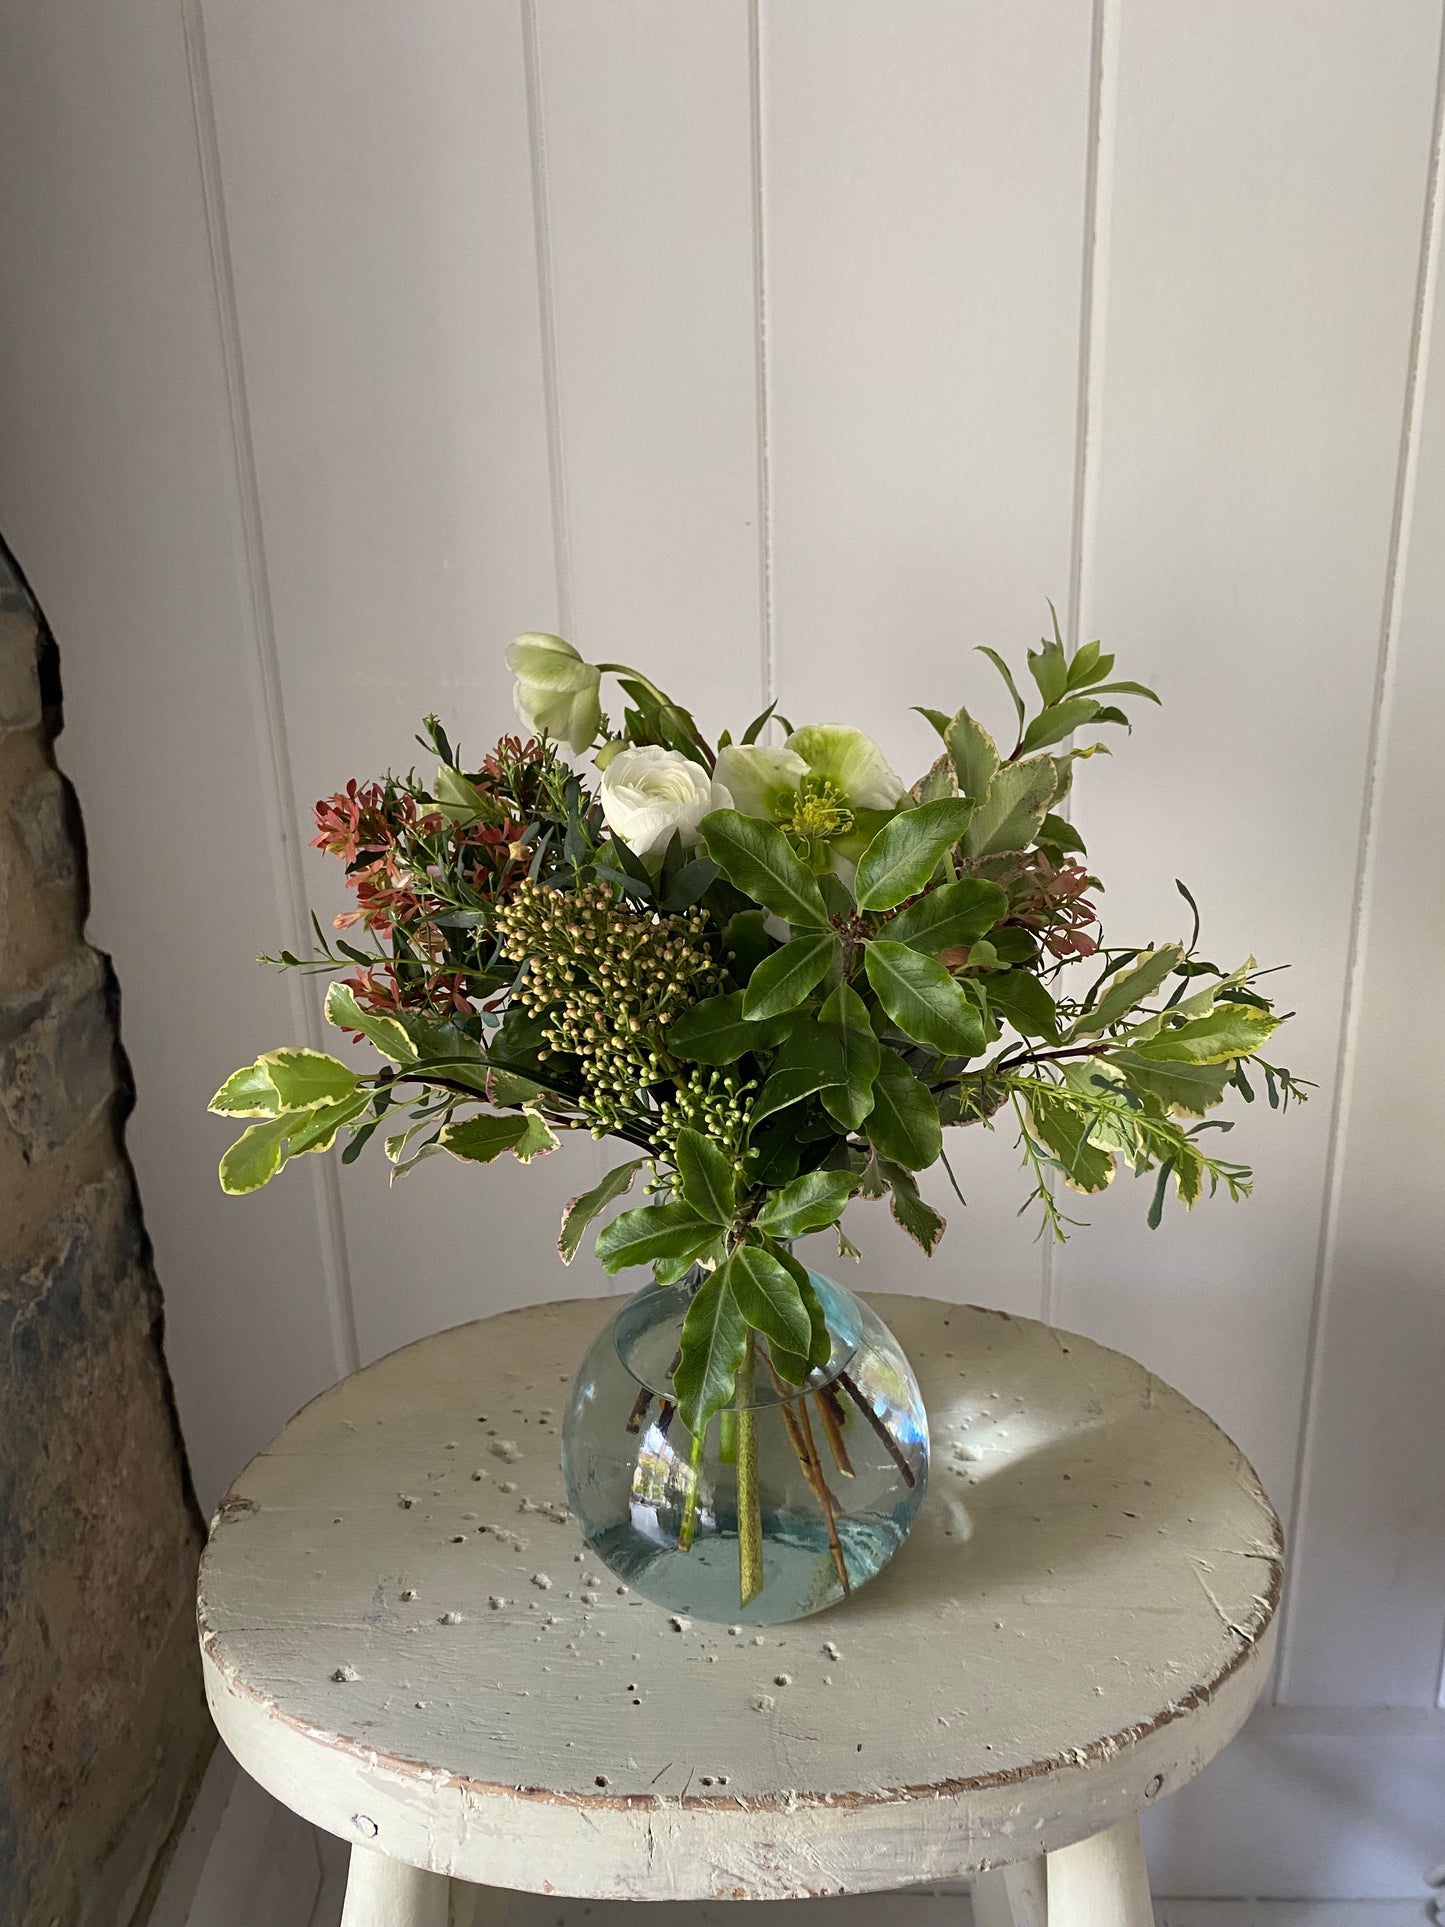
[521,0,575,638]
[1063,0,1115,661]
[749,0,775,712]
[180,0,360,1380]
[1274,0,1445,1707]
[1043,0,1115,1330]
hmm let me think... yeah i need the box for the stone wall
[0,545,213,1927]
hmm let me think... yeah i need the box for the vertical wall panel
[0,0,344,1511]
[762,0,1096,1311]
[1280,65,1445,1705]
[1055,1,1440,1524]
[200,0,615,1365]
[533,0,766,732]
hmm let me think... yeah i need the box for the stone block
[0,948,117,1160]
[0,611,40,733]
[0,1172,204,1925]
[8,767,76,888]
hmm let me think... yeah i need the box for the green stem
[594,662,715,770]
[736,1336,763,1607]
[677,1423,705,1552]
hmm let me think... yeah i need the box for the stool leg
[972,1854,1048,1926]
[1045,1816,1153,1925]
[340,1846,451,1927]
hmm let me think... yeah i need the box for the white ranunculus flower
[711,743,809,821]
[598,746,714,857]
[506,632,602,754]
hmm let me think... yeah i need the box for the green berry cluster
[654,1064,753,1169]
[493,880,723,1145]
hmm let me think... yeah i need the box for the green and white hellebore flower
[713,724,904,867]
[506,633,603,755]
[598,745,714,858]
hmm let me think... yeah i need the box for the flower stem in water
[736,1336,763,1606]
[815,1385,855,1478]
[677,1423,705,1552]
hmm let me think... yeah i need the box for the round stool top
[198,1296,1280,1901]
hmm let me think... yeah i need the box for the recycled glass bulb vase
[561,1269,929,1625]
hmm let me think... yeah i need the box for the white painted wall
[0,0,1442,1902]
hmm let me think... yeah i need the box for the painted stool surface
[198,1295,1281,1925]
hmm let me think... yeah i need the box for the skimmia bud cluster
[493,881,725,1145]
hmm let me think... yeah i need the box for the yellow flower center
[779,774,854,849]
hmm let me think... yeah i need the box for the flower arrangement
[211,620,1302,1602]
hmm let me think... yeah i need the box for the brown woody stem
[815,1385,855,1478]
[769,1360,850,1594]
[838,1369,916,1488]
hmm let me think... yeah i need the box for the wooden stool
[198,1297,1280,1925]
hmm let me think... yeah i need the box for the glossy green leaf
[864,1052,942,1170]
[699,810,830,928]
[1019,695,1104,756]
[431,764,492,824]
[854,798,975,911]
[1066,640,1111,689]
[675,1129,737,1226]
[209,1061,282,1118]
[1027,623,1069,704]
[984,970,1059,1041]
[595,1200,715,1274]
[324,980,419,1063]
[504,1111,562,1163]
[747,1116,803,1187]
[755,1168,859,1239]
[749,1064,833,1128]
[1173,1140,1206,1208]
[558,1157,647,1264]
[885,878,1007,954]
[1110,1051,1231,1117]
[1087,679,1160,704]
[439,1109,558,1165]
[486,1066,549,1104]
[653,1236,724,1287]
[782,1251,834,1370]
[1037,811,1087,857]
[816,980,881,1131]
[284,1092,368,1157]
[944,707,1000,801]
[1133,1004,1278,1065]
[910,751,959,805]
[875,1159,946,1253]
[725,1245,811,1356]
[259,1047,360,1110]
[988,924,1040,964]
[218,1112,298,1195]
[672,1265,750,1437]
[741,932,839,1020]
[1074,945,1184,1036]
[962,757,1057,857]
[721,909,773,984]
[864,941,985,1057]
[976,646,1026,734]
[667,991,796,1065]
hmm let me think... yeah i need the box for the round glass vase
[561,1268,929,1625]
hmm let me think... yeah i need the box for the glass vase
[561,1268,929,1625]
